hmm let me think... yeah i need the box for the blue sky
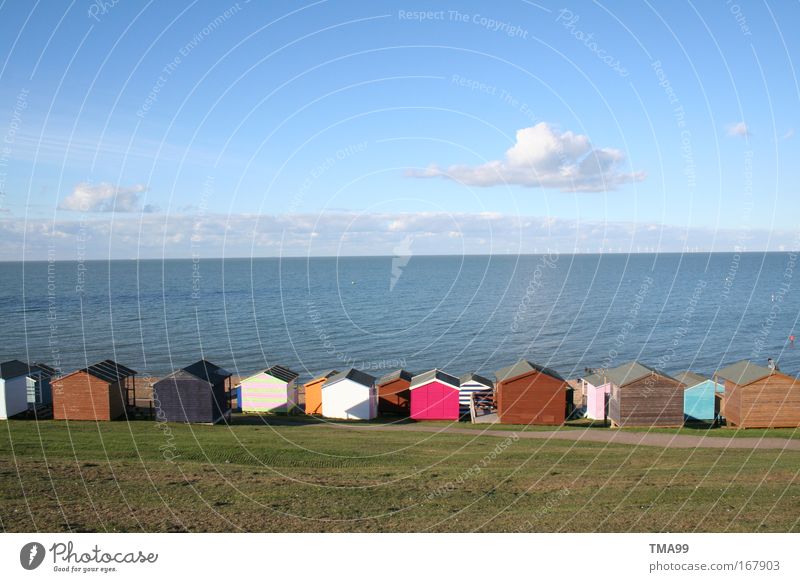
[0,0,798,258]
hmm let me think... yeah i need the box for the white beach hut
[0,360,33,420]
[321,368,378,420]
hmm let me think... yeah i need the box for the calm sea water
[0,253,798,380]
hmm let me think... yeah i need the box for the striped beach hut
[239,365,300,414]
[458,373,494,416]
[304,369,338,415]
[153,360,232,424]
[321,368,378,420]
[409,369,460,421]
[674,371,724,422]
[0,360,33,419]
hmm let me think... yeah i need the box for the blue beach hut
[674,371,724,422]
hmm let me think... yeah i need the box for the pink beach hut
[582,370,612,421]
[409,369,460,420]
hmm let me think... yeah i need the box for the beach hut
[495,360,569,425]
[304,369,338,415]
[26,362,56,408]
[0,360,33,419]
[153,360,232,424]
[674,371,724,422]
[605,361,684,427]
[321,368,377,420]
[581,371,613,421]
[458,373,494,416]
[714,360,800,428]
[238,365,300,414]
[376,369,413,415]
[409,369,460,421]
[52,360,137,421]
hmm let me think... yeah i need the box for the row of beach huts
[1,357,799,429]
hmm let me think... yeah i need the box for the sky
[0,0,798,259]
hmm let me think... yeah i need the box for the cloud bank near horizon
[1,211,796,260]
[406,123,645,192]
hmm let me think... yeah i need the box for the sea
[0,253,798,381]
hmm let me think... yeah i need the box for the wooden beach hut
[605,361,684,427]
[714,360,800,428]
[581,370,612,421]
[304,369,338,415]
[409,369,460,421]
[674,371,724,422]
[376,369,413,415]
[52,360,137,421]
[0,360,32,419]
[458,373,494,416]
[153,360,232,424]
[238,365,300,414]
[495,360,569,425]
[321,368,378,420]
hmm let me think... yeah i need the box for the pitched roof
[179,360,231,385]
[600,361,672,388]
[715,360,774,386]
[324,368,376,388]
[409,369,460,389]
[377,369,413,386]
[81,360,137,384]
[0,359,34,380]
[459,372,494,389]
[582,371,606,386]
[33,362,57,377]
[264,365,299,383]
[310,369,339,382]
[673,370,708,388]
[495,360,564,383]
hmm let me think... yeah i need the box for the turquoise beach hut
[674,371,724,422]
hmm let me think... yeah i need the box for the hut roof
[715,360,774,386]
[377,369,413,385]
[264,365,300,383]
[312,369,339,381]
[600,361,671,387]
[0,359,34,380]
[179,360,230,385]
[673,370,708,388]
[410,369,460,389]
[459,372,494,389]
[495,360,564,383]
[582,371,606,386]
[33,362,57,377]
[81,360,137,384]
[325,368,376,388]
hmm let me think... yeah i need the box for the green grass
[1,418,798,532]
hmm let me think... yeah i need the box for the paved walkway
[346,423,800,451]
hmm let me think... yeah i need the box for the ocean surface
[1,253,798,381]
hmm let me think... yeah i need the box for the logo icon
[20,542,46,570]
[390,235,414,291]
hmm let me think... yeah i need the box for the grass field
[1,418,798,532]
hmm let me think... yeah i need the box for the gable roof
[459,372,494,389]
[582,371,606,386]
[715,360,774,386]
[600,361,671,388]
[32,362,57,378]
[324,368,376,388]
[0,359,34,380]
[264,365,299,383]
[179,360,231,385]
[495,360,564,383]
[81,360,137,384]
[308,369,339,383]
[673,371,708,388]
[409,369,460,389]
[377,369,413,386]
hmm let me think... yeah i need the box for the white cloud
[59,182,155,213]
[726,121,750,138]
[1,211,797,260]
[406,122,645,192]
[782,128,795,140]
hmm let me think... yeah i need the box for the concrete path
[345,423,800,451]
